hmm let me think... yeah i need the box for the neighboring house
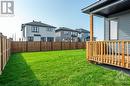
[21,20,56,41]
[82,0,130,69]
[76,28,90,42]
[55,27,79,42]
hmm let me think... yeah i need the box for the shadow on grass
[98,64,130,76]
[0,53,41,86]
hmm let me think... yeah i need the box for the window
[23,29,25,37]
[28,36,34,41]
[47,28,53,32]
[71,32,78,37]
[31,26,39,33]
[110,18,118,40]
[41,37,46,42]
[47,37,54,42]
[64,31,69,35]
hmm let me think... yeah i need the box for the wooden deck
[87,41,130,69]
[86,15,130,69]
[89,55,130,69]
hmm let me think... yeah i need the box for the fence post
[0,33,2,75]
[82,42,84,49]
[76,42,78,49]
[51,41,53,50]
[0,33,3,73]
[61,42,62,50]
[122,40,125,67]
[40,41,42,51]
[9,38,12,55]
[69,42,71,50]
[26,41,28,52]
[5,36,7,63]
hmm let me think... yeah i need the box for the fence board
[0,33,11,75]
[52,42,62,50]
[28,42,40,52]
[11,41,86,53]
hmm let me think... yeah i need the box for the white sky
[0,0,104,40]
[0,0,40,39]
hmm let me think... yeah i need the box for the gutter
[82,0,108,13]
[91,0,125,14]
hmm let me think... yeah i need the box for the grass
[0,49,130,86]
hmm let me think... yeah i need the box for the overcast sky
[0,0,104,40]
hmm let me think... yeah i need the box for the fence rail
[87,40,130,69]
[11,41,86,53]
[0,33,11,74]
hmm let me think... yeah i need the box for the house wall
[104,18,110,40]
[78,32,90,42]
[104,10,130,41]
[55,31,78,42]
[104,10,130,54]
[23,25,55,41]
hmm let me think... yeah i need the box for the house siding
[104,10,130,41]
[118,13,130,40]
[104,18,110,40]
[23,25,55,41]
[55,31,79,42]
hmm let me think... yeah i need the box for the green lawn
[0,49,130,86]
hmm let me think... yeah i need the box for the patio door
[110,18,118,40]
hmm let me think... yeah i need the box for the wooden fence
[0,33,11,74]
[87,41,130,69]
[11,42,86,53]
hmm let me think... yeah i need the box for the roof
[22,20,56,30]
[55,27,79,32]
[76,29,90,33]
[82,0,130,17]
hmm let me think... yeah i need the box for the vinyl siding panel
[104,18,110,40]
[118,13,130,40]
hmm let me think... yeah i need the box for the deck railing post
[101,42,103,63]
[86,42,89,60]
[122,40,125,67]
[89,42,93,60]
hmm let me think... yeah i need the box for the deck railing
[87,40,130,69]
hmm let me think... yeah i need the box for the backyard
[0,49,130,86]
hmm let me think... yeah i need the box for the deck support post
[90,14,94,42]
[88,14,94,60]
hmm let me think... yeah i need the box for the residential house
[55,27,79,42]
[82,0,130,69]
[76,28,90,42]
[21,20,56,41]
